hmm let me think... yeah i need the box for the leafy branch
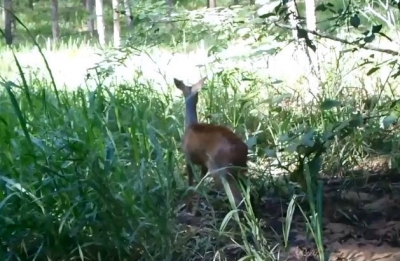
[274,23,399,56]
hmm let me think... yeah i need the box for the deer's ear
[173,78,186,91]
[191,77,206,93]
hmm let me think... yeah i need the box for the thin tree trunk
[86,0,94,33]
[4,0,13,45]
[28,0,33,9]
[51,0,60,41]
[112,0,120,48]
[207,0,216,8]
[233,0,239,4]
[12,9,15,33]
[304,0,321,102]
[95,0,106,46]
[286,0,298,40]
[122,0,132,26]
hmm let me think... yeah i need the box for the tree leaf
[315,4,327,11]
[333,120,350,133]
[350,15,360,28]
[273,2,283,13]
[382,115,398,129]
[349,114,363,127]
[278,134,291,142]
[286,143,298,153]
[389,99,400,109]
[306,39,317,52]
[297,28,308,39]
[246,136,258,148]
[271,80,284,84]
[272,93,292,105]
[265,148,277,158]
[302,130,315,147]
[364,34,375,43]
[322,130,335,141]
[392,70,400,79]
[251,48,279,57]
[367,67,380,76]
[320,99,341,110]
[389,104,400,117]
[296,144,307,154]
[259,12,276,19]
[362,30,370,36]
[371,24,383,33]
[278,7,289,15]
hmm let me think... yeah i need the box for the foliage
[1,0,400,259]
[1,51,400,259]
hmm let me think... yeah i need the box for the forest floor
[177,156,400,261]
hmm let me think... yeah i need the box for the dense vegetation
[1,0,400,260]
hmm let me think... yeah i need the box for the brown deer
[174,77,249,213]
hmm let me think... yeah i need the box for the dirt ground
[261,173,400,261]
[177,160,400,261]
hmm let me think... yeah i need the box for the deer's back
[182,123,248,168]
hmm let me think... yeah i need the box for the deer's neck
[185,96,198,128]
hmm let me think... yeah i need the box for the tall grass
[0,79,179,260]
[0,48,266,259]
[1,3,400,259]
[0,48,398,259]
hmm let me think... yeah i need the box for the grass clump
[0,76,186,260]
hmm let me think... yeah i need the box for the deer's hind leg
[185,163,208,215]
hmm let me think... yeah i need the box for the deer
[174,77,250,214]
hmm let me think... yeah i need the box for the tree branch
[275,23,400,56]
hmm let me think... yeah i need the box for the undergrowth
[0,47,398,260]
[1,1,400,260]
